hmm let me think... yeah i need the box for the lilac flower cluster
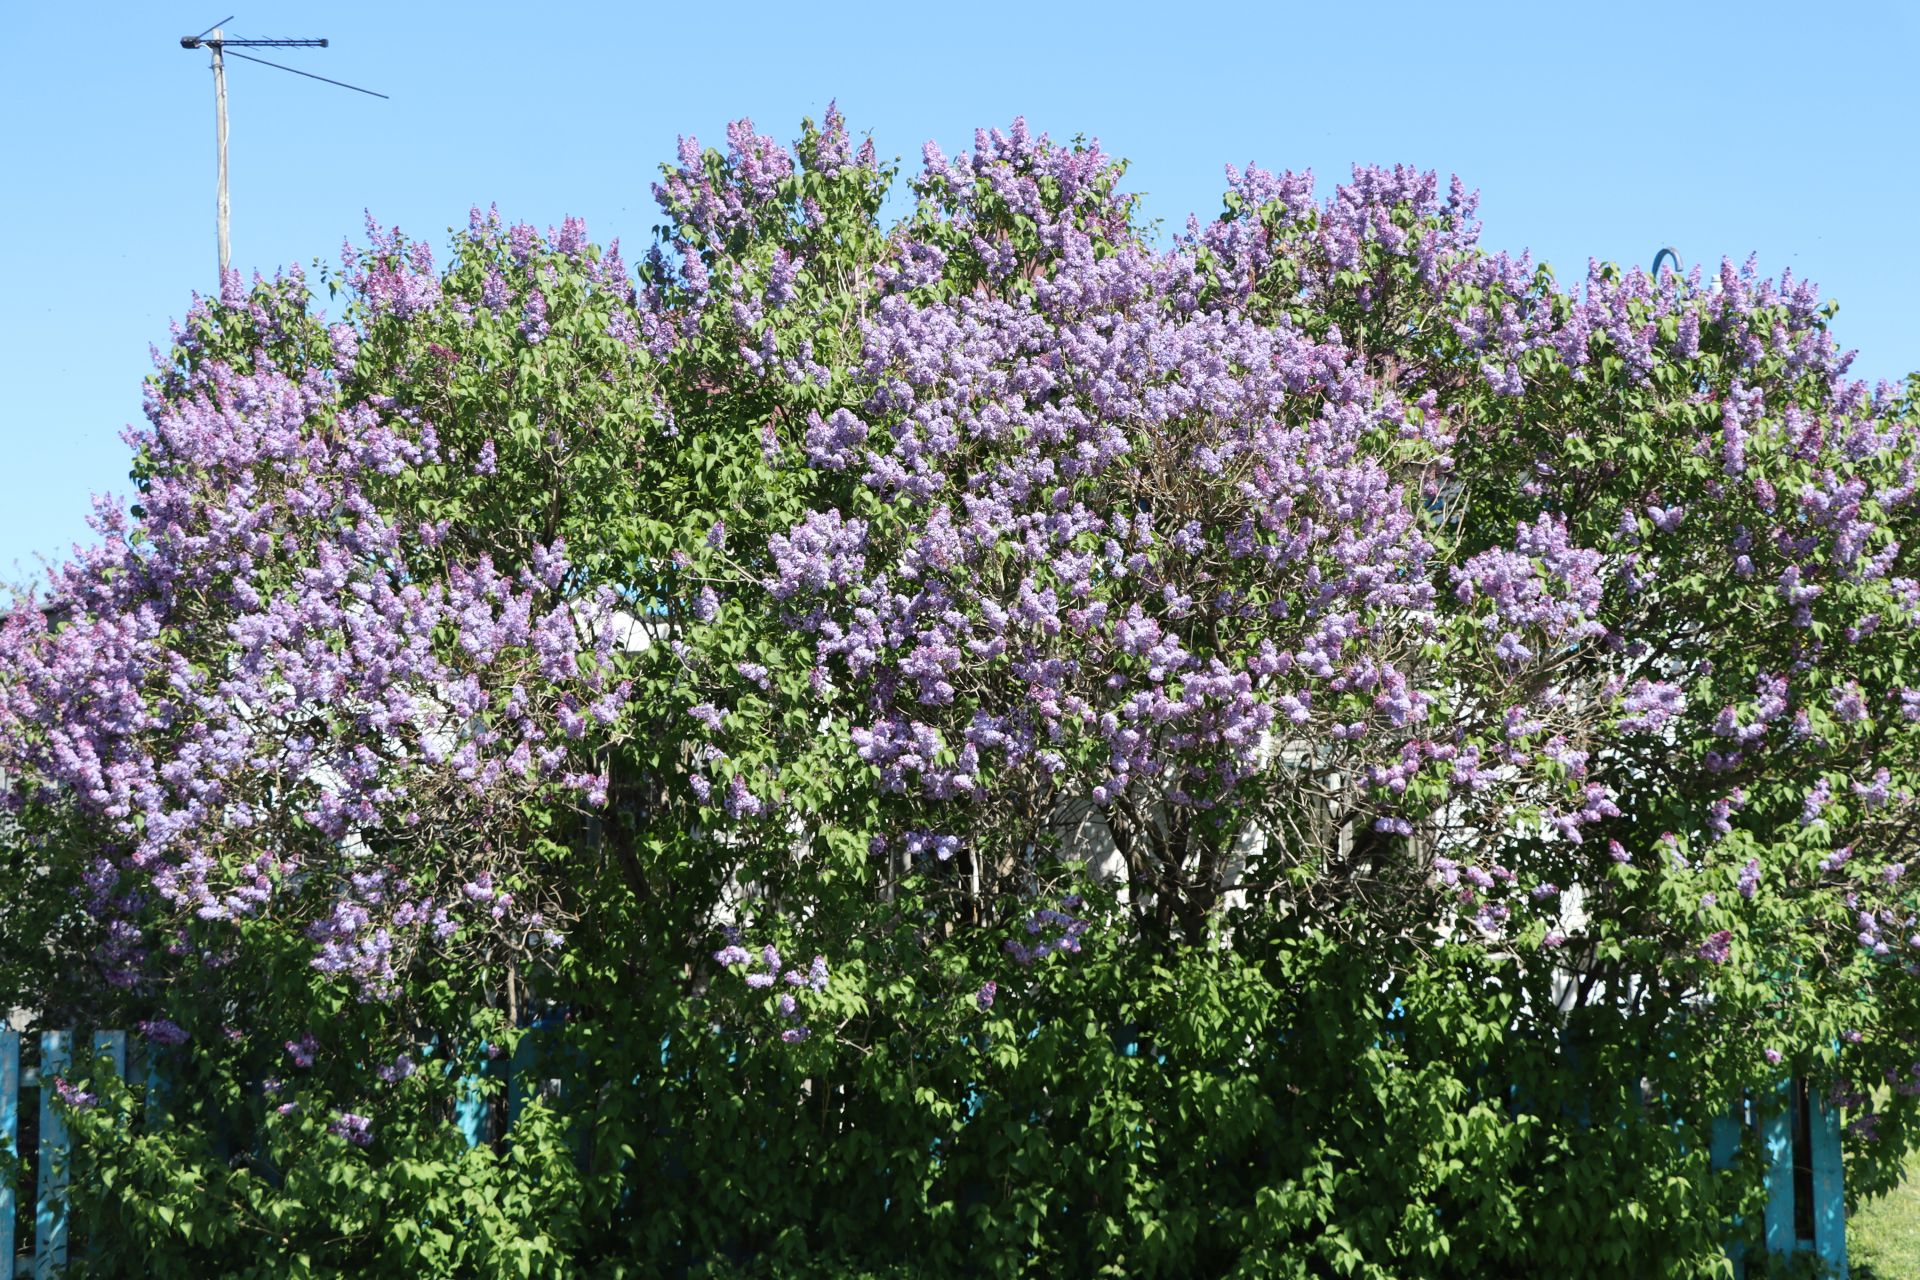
[137,1018,190,1047]
[1697,931,1733,965]
[328,1111,374,1147]
[52,1077,97,1110]
[1452,514,1606,664]
[285,1033,319,1069]
[1617,680,1686,735]
[1005,899,1090,966]
[759,144,1468,837]
[0,223,635,1001]
[714,939,829,1043]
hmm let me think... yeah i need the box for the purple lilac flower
[1618,679,1686,733]
[1801,778,1833,826]
[138,1018,190,1047]
[724,774,765,818]
[1006,901,1091,965]
[519,289,550,343]
[1646,503,1686,533]
[1854,768,1892,808]
[904,830,963,861]
[53,1078,96,1110]
[329,1112,374,1147]
[285,1033,319,1069]
[481,270,509,310]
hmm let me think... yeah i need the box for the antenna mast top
[176,16,386,281]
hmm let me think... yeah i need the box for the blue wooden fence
[1,1026,1851,1277]
[1709,1079,1848,1278]
[2,1030,126,1280]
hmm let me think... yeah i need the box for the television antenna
[179,17,388,282]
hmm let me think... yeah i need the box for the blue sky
[3,0,1916,581]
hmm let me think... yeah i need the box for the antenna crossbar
[180,36,330,48]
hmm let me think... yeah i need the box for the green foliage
[62,1068,582,1279]
[48,914,1805,1278]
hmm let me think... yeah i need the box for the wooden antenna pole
[181,21,381,282]
[212,27,230,281]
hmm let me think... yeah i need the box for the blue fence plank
[34,1031,69,1279]
[1760,1079,1795,1258]
[1810,1086,1847,1277]
[1710,1104,1748,1280]
[86,1033,127,1272]
[455,1066,488,1147]
[143,1041,172,1132]
[1,1030,17,1274]
[1708,1109,1741,1170]
[90,1032,125,1083]
[507,1031,536,1131]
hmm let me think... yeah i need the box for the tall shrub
[4,107,1918,1277]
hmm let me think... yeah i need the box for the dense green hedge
[53,917,1802,1279]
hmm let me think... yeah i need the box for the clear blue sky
[4,0,1916,582]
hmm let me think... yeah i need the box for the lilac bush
[5,105,1920,1274]
[664,118,1920,1089]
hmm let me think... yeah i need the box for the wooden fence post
[1810,1085,1847,1278]
[1760,1077,1795,1258]
[90,1032,125,1085]
[86,1033,127,1269]
[34,1031,70,1278]
[1709,1107,1747,1280]
[455,1056,489,1147]
[143,1041,172,1132]
[507,1023,544,1133]
[1,1030,17,1271]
